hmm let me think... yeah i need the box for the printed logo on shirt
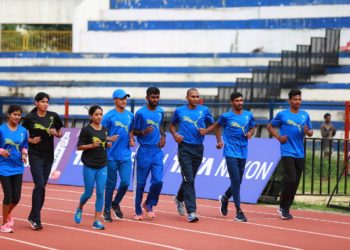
[92,136,107,149]
[114,121,129,133]
[230,116,249,135]
[286,119,302,132]
[4,138,20,151]
[147,119,160,129]
[183,113,202,129]
[34,122,53,135]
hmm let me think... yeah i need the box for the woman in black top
[74,105,110,230]
[22,92,63,230]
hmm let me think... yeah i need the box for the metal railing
[232,28,340,103]
[0,31,72,52]
[265,138,349,198]
[301,138,348,195]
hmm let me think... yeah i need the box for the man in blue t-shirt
[204,92,255,222]
[102,89,135,222]
[169,88,215,223]
[132,87,166,220]
[267,89,313,220]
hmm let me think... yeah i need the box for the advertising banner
[23,128,281,204]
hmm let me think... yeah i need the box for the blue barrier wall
[23,129,281,204]
[88,17,350,31]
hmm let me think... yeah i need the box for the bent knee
[119,181,130,188]
[2,197,11,205]
[11,198,20,205]
[152,181,163,186]
[96,191,104,198]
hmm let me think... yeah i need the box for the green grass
[297,150,350,195]
[258,200,349,214]
[292,201,350,214]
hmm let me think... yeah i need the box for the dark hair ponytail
[30,92,50,113]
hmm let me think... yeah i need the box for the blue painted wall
[88,17,350,31]
[110,0,350,9]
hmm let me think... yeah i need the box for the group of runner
[0,87,312,232]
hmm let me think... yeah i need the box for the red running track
[0,182,349,250]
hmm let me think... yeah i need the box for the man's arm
[169,122,183,143]
[303,125,313,137]
[267,123,287,143]
[158,122,166,148]
[133,126,153,136]
[198,122,217,135]
[246,127,256,139]
[214,125,223,149]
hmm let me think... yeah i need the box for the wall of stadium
[73,2,350,53]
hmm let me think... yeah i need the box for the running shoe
[0,223,13,233]
[112,202,124,219]
[173,196,185,216]
[142,203,155,219]
[280,209,293,220]
[7,214,14,227]
[74,208,82,224]
[188,212,199,223]
[103,211,113,222]
[92,220,105,230]
[219,195,229,216]
[27,219,43,230]
[277,208,283,216]
[235,210,248,222]
[133,214,143,221]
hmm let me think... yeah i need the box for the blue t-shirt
[171,105,215,145]
[134,106,164,146]
[217,110,255,159]
[270,109,312,158]
[102,108,134,160]
[0,124,28,176]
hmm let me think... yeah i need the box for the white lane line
[21,186,350,225]
[14,201,302,250]
[240,208,350,226]
[125,219,303,250]
[9,215,183,250]
[0,234,58,250]
[18,194,350,241]
[245,221,350,241]
[130,206,350,241]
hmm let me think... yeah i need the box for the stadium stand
[1,0,350,137]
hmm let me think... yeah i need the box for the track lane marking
[0,227,58,250]
[22,185,350,225]
[12,201,302,250]
[19,193,350,241]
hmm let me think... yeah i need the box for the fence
[262,138,349,203]
[0,31,72,52]
[302,138,348,195]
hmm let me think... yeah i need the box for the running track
[0,182,349,250]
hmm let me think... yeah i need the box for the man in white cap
[102,89,135,222]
